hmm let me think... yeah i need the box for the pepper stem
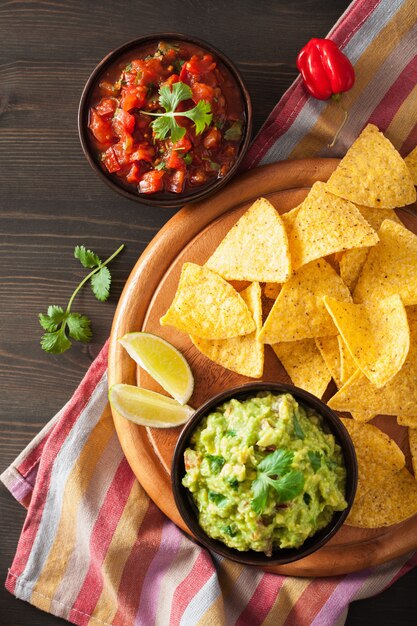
[328,97,349,148]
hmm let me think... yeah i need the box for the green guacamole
[182,393,347,554]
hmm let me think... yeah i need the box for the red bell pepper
[296,38,355,100]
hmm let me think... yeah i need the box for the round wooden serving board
[108,159,417,577]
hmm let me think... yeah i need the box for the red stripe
[283,578,342,626]
[242,0,382,169]
[368,56,417,131]
[400,120,417,157]
[235,573,284,626]
[169,550,214,626]
[7,342,109,582]
[16,429,51,477]
[68,458,135,625]
[111,500,166,626]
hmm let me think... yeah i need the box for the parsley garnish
[251,449,304,515]
[140,81,212,142]
[39,244,124,354]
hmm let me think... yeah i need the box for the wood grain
[2,0,417,623]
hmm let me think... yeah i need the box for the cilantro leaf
[185,99,213,135]
[208,491,227,505]
[257,449,294,476]
[39,305,66,331]
[269,471,305,502]
[308,450,322,472]
[251,449,302,514]
[224,120,243,141]
[40,329,71,354]
[74,245,101,269]
[152,115,186,142]
[91,266,111,302]
[66,313,92,342]
[159,82,192,112]
[293,412,305,439]
[206,454,225,474]
[39,244,124,355]
[251,473,269,515]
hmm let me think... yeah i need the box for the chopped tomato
[131,57,164,85]
[121,85,147,111]
[162,73,180,87]
[129,144,154,162]
[165,148,185,171]
[95,97,117,117]
[89,110,114,144]
[166,169,185,193]
[126,162,142,183]
[192,82,214,104]
[112,142,131,166]
[203,127,221,150]
[102,146,121,173]
[139,170,165,193]
[180,54,216,84]
[112,109,135,137]
[172,136,192,153]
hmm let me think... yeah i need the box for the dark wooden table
[1,1,416,624]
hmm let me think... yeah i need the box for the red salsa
[88,40,246,196]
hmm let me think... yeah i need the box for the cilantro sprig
[39,244,124,354]
[140,81,212,142]
[251,449,305,515]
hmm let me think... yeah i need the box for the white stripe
[51,431,125,617]
[179,568,223,626]
[15,372,108,601]
[259,0,404,164]
[223,566,264,625]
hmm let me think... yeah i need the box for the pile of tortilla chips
[160,124,417,528]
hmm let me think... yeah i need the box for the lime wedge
[109,384,194,428]
[118,332,194,405]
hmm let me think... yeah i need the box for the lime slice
[118,332,194,405]
[109,384,194,428]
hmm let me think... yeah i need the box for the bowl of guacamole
[172,382,357,565]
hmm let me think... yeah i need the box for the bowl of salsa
[172,382,358,566]
[79,34,252,207]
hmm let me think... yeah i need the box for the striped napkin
[2,0,417,624]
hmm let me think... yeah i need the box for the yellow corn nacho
[272,338,331,399]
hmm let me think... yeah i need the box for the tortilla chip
[281,203,302,233]
[324,294,409,388]
[354,219,417,306]
[341,418,405,485]
[326,124,416,209]
[409,428,417,478]
[263,282,281,300]
[328,307,417,416]
[346,468,417,527]
[339,207,402,292]
[397,415,417,427]
[190,282,264,378]
[160,263,255,340]
[258,259,351,344]
[205,198,291,283]
[315,336,342,388]
[272,339,331,399]
[288,182,378,270]
[405,145,417,185]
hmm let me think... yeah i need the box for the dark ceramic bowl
[78,33,252,208]
[172,382,357,566]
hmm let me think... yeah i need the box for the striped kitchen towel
[2,0,417,624]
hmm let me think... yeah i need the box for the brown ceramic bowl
[78,33,252,208]
[172,382,357,566]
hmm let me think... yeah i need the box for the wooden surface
[109,159,417,577]
[1,0,417,623]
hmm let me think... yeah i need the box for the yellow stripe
[386,84,417,149]
[216,559,245,598]
[89,480,149,625]
[196,594,225,626]
[261,577,311,626]
[289,0,416,159]
[30,404,115,608]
